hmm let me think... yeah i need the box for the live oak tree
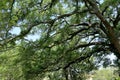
[0,0,120,80]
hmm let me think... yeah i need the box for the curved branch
[84,0,120,56]
[63,47,108,69]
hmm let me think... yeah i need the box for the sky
[10,27,40,41]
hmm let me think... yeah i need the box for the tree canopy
[0,0,120,80]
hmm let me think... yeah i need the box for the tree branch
[84,0,120,56]
[63,47,107,69]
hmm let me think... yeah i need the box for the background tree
[92,67,119,80]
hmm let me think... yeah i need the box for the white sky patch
[10,27,21,35]
[106,53,117,62]
[10,27,40,41]
[25,34,40,41]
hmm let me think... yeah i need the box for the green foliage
[0,47,24,80]
[92,67,119,80]
[0,0,120,80]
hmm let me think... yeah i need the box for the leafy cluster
[0,0,120,80]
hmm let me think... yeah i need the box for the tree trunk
[85,0,120,58]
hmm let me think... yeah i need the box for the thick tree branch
[63,47,107,69]
[84,0,120,55]
[70,42,109,51]
[4,9,89,45]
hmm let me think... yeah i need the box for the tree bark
[85,0,120,57]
